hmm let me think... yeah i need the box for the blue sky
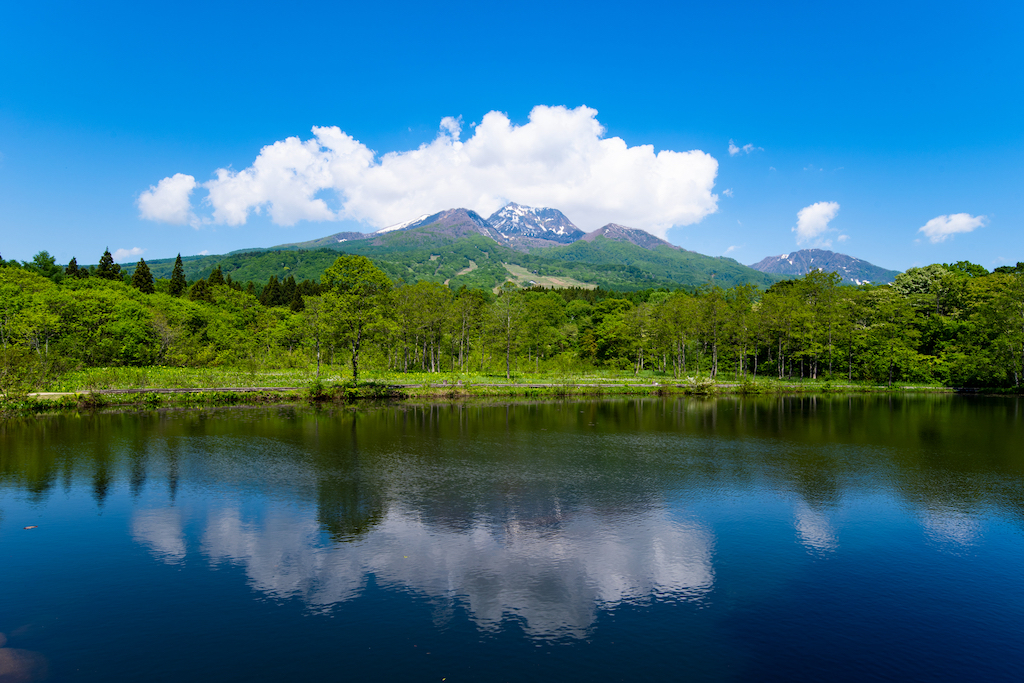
[1,0,1021,271]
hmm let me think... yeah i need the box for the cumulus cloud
[113,247,145,262]
[793,201,840,246]
[728,139,762,156]
[722,188,734,197]
[138,173,198,226]
[917,213,986,243]
[724,245,740,255]
[143,106,720,238]
[837,234,850,242]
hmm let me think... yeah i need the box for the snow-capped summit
[486,203,584,244]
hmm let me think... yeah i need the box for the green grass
[42,364,954,394]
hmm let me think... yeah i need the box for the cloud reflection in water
[133,502,714,639]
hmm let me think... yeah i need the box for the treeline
[4,249,327,309]
[3,249,1024,394]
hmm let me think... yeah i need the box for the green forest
[133,229,781,292]
[3,248,1024,401]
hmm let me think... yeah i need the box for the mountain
[135,204,783,292]
[272,231,370,250]
[749,249,900,285]
[371,208,504,242]
[486,203,584,246]
[541,234,779,290]
[383,208,506,242]
[581,224,676,251]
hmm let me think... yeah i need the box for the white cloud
[198,250,210,256]
[722,188,734,197]
[138,173,198,226]
[793,201,840,246]
[917,213,986,243]
[724,245,740,255]
[113,247,145,262]
[145,106,720,239]
[728,139,762,156]
[837,234,850,242]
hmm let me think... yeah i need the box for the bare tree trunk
[351,323,362,383]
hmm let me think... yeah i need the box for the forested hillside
[121,220,781,292]
[3,251,1024,396]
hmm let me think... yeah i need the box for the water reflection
[0,632,47,683]
[130,507,188,564]
[4,395,1024,646]
[132,500,714,638]
[793,503,838,553]
[921,507,982,549]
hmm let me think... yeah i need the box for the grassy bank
[39,365,952,393]
[2,369,965,418]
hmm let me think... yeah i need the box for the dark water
[1,396,1023,682]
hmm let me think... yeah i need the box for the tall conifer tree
[131,258,155,294]
[96,249,122,280]
[260,276,282,307]
[169,254,187,296]
[208,265,225,286]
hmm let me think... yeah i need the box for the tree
[169,254,187,296]
[867,287,920,387]
[724,284,758,379]
[489,282,525,380]
[188,278,214,304]
[696,286,727,378]
[131,258,155,294]
[659,292,696,378]
[96,249,122,281]
[65,257,83,278]
[281,275,297,306]
[450,287,488,372]
[25,251,63,282]
[260,276,282,307]
[943,261,988,278]
[302,295,329,380]
[208,265,225,287]
[322,255,393,382]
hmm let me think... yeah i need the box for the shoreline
[1,380,985,417]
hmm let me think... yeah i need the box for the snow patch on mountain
[487,203,584,244]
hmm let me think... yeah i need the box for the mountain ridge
[749,248,900,285]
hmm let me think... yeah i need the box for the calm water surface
[1,396,1023,681]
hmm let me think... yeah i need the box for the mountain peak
[748,248,900,285]
[487,203,583,244]
[371,208,503,242]
[581,224,675,251]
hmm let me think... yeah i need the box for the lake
[1,396,1023,681]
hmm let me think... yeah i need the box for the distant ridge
[582,224,676,251]
[749,249,900,285]
[151,202,780,292]
[273,203,678,254]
